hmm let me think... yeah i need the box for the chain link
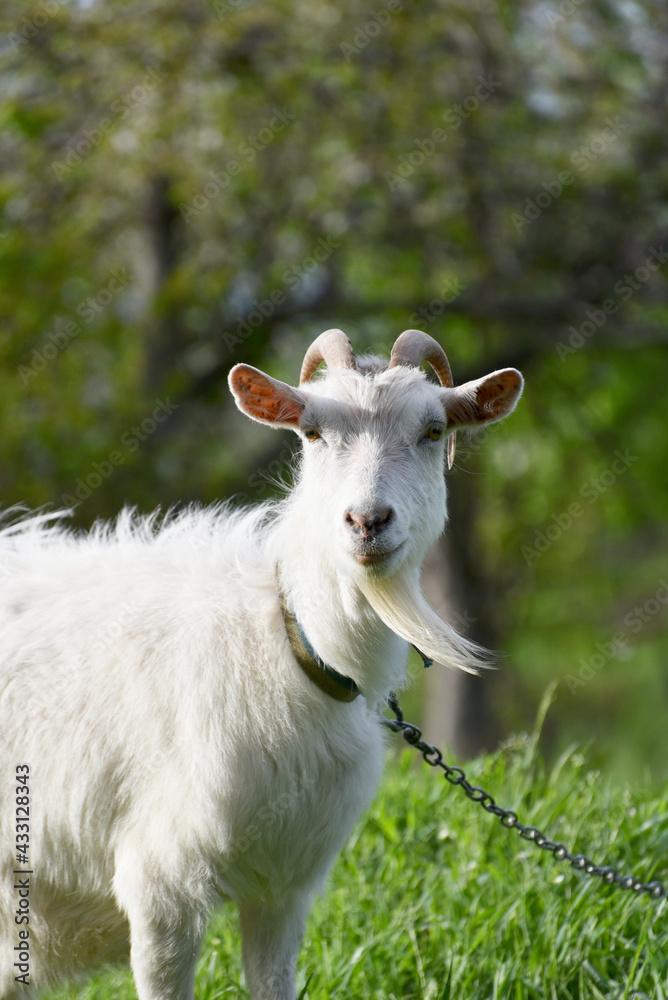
[382,693,665,901]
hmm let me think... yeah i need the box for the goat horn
[299,329,357,384]
[389,329,457,469]
[388,329,454,387]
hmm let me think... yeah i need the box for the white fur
[0,350,522,1000]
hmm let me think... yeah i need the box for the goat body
[0,331,522,1000]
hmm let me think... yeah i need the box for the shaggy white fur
[0,335,522,1000]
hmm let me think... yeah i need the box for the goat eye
[304,428,321,442]
[421,424,444,443]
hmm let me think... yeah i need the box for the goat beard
[358,569,492,675]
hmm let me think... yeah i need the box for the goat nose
[344,507,394,538]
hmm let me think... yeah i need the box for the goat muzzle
[344,506,394,540]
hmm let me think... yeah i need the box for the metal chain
[382,693,666,901]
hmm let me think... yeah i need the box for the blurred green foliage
[1,0,667,778]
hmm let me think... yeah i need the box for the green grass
[50,708,668,1000]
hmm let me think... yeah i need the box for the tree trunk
[422,472,502,759]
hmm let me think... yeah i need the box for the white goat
[0,330,522,1000]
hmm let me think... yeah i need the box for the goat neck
[274,517,409,706]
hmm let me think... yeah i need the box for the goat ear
[228,364,305,429]
[442,368,524,430]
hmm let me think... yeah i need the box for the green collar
[278,591,362,702]
[278,581,434,704]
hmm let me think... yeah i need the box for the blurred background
[1,0,666,780]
